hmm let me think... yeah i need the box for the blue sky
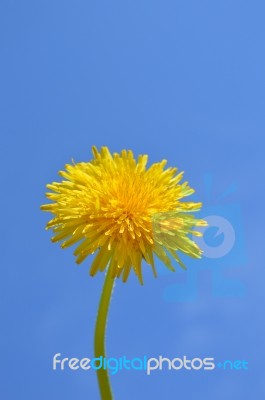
[1,1,264,399]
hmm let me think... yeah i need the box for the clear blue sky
[1,1,264,399]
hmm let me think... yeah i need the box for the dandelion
[41,146,206,399]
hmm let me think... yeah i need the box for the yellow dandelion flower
[41,146,207,399]
[41,146,206,284]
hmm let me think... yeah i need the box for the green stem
[94,265,115,400]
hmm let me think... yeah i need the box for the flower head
[41,146,206,283]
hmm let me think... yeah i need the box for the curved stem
[94,265,115,400]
